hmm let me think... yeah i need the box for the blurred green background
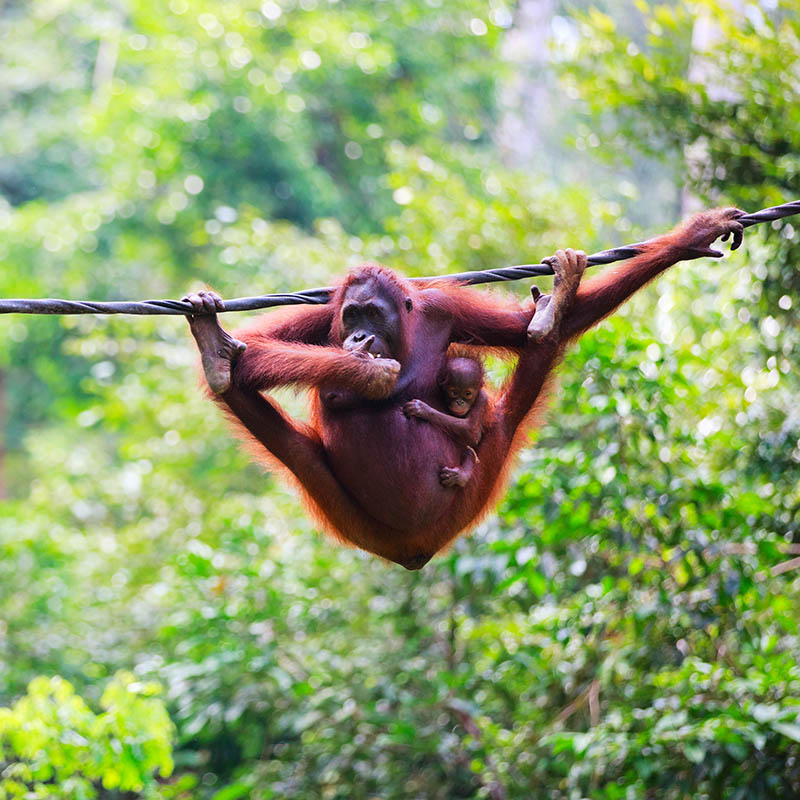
[0,0,798,797]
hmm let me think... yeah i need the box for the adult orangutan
[185,207,744,569]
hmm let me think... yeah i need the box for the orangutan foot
[183,290,247,394]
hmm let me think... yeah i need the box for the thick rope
[1,200,797,316]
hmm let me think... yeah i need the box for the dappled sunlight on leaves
[0,0,798,797]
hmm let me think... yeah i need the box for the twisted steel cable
[1,200,797,316]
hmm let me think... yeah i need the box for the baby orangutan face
[440,357,483,417]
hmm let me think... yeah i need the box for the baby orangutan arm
[402,390,488,449]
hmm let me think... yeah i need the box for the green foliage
[0,0,798,798]
[559,0,800,311]
[0,673,178,799]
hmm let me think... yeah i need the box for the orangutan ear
[405,297,413,312]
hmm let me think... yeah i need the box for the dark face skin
[440,358,482,417]
[339,278,403,360]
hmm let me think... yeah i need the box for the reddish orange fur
[198,209,743,569]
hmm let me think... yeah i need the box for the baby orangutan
[403,356,488,488]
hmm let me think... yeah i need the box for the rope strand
[1,200,797,316]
